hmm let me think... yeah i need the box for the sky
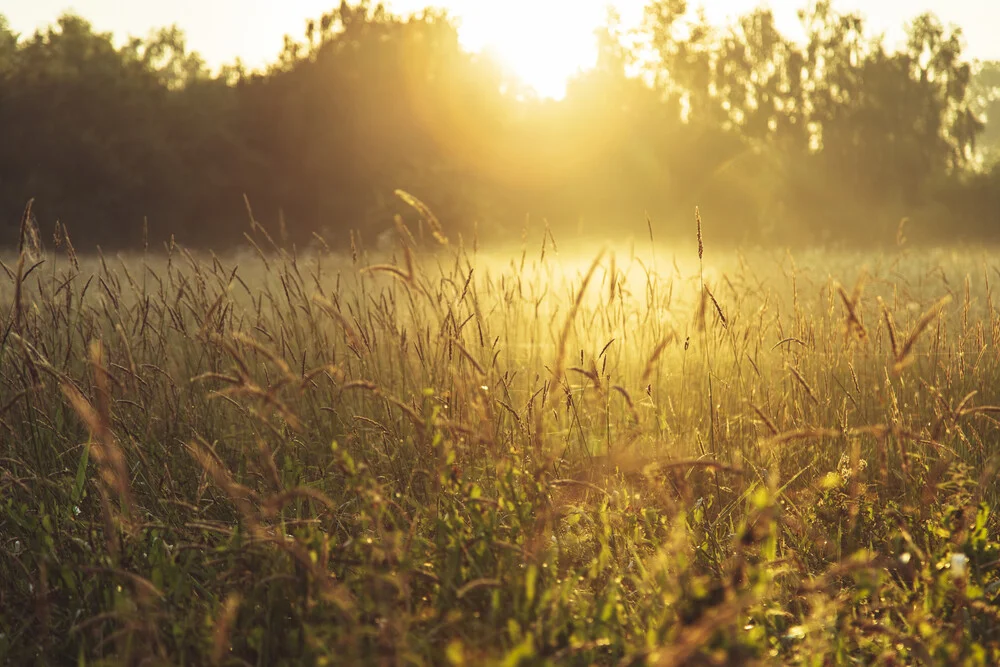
[4,1,998,97]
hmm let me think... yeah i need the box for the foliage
[971,60,1000,165]
[0,3,999,249]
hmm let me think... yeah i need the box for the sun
[386,0,636,99]
[448,1,607,100]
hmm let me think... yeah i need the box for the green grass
[2,217,1000,665]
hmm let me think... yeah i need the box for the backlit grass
[2,212,1000,665]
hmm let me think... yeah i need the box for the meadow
[2,210,1000,665]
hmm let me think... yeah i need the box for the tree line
[1,0,998,251]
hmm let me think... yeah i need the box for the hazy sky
[4,1,997,96]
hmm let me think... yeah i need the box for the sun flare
[450,1,608,99]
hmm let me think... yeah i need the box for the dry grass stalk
[705,283,727,329]
[339,380,380,394]
[787,363,819,404]
[771,337,806,351]
[536,249,605,454]
[362,262,411,284]
[63,224,80,270]
[893,295,951,373]
[453,338,486,376]
[762,427,840,447]
[18,198,43,262]
[651,458,745,475]
[695,206,704,261]
[60,341,135,555]
[231,331,296,383]
[185,439,257,519]
[17,198,34,256]
[612,385,640,422]
[11,253,25,333]
[549,249,606,400]
[878,297,899,358]
[261,486,337,518]
[750,404,779,435]
[608,252,617,304]
[641,334,675,385]
[313,294,364,352]
[836,275,867,341]
[363,218,417,285]
[242,232,270,270]
[211,593,242,666]
[396,189,448,245]
[960,405,1000,416]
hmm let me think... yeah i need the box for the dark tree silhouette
[0,1,997,250]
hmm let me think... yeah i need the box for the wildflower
[950,552,968,578]
[838,454,867,481]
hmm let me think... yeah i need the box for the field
[2,216,1000,665]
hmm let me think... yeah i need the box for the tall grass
[1,210,1000,664]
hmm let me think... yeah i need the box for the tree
[0,2,997,249]
[971,60,1000,165]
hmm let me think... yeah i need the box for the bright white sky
[4,1,998,97]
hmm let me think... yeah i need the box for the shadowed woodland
[1,0,999,250]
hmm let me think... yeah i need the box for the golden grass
[1,215,1000,663]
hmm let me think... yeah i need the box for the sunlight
[446,1,608,99]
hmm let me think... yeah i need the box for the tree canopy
[1,1,998,250]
